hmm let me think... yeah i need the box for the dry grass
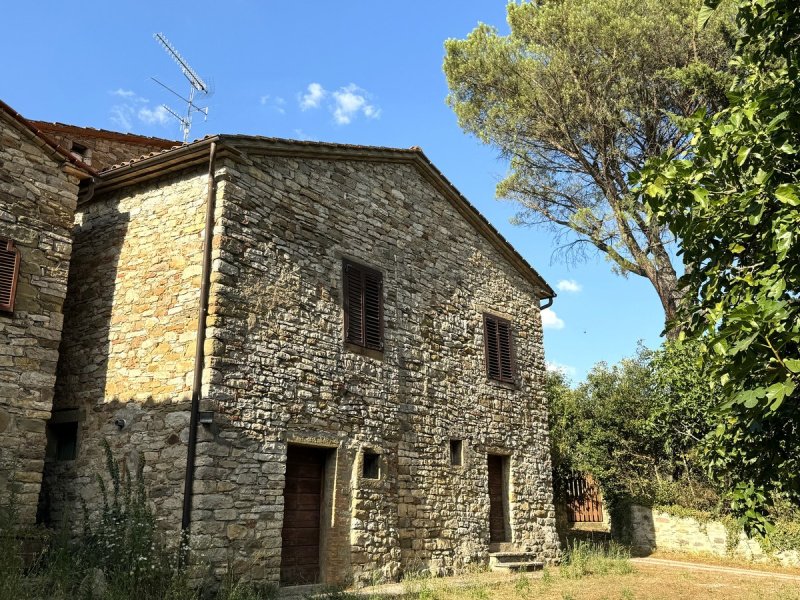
[353,546,800,600]
[384,567,800,600]
[648,549,800,575]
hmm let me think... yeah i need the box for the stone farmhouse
[0,99,560,587]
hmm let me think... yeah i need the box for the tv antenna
[152,33,211,143]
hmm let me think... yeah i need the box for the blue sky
[2,1,666,381]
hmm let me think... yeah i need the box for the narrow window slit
[362,451,380,479]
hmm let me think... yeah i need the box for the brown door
[281,445,326,585]
[488,454,508,543]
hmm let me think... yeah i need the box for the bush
[0,440,285,600]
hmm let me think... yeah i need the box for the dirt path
[278,558,800,598]
[631,557,800,582]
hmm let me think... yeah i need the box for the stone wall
[31,122,176,170]
[630,505,800,567]
[204,152,560,584]
[0,111,80,524]
[43,166,212,528]
[46,147,560,586]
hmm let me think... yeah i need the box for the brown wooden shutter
[0,239,21,313]
[344,262,363,345]
[363,270,383,351]
[343,260,383,351]
[484,314,515,383]
[484,316,501,380]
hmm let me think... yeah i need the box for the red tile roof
[29,121,177,148]
[0,100,97,177]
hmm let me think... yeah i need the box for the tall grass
[559,540,634,579]
[0,441,275,600]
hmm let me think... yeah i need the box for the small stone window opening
[343,259,384,351]
[450,439,463,467]
[48,422,78,462]
[483,313,515,384]
[0,238,21,313]
[70,141,92,165]
[362,451,380,480]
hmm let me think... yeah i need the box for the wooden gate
[564,473,603,523]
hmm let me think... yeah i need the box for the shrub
[0,441,193,600]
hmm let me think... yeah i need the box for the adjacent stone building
[40,133,561,586]
[29,121,177,171]
[0,101,93,524]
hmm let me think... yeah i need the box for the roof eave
[88,137,222,198]
[0,99,97,178]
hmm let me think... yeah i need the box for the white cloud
[296,82,381,125]
[541,308,565,330]
[293,128,313,141]
[109,105,134,130]
[299,83,326,110]
[546,361,577,379]
[260,94,286,114]
[108,87,173,131]
[556,279,582,293]
[331,83,380,125]
[363,104,380,119]
[138,105,170,125]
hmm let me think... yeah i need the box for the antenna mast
[152,33,211,143]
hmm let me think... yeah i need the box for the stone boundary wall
[630,504,800,567]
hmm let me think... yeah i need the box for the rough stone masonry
[0,107,85,524]
[42,135,561,587]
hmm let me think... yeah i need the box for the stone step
[490,551,539,559]
[489,550,544,573]
[489,560,544,573]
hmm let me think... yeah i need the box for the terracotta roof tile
[101,144,185,172]
[0,100,97,177]
[29,121,177,147]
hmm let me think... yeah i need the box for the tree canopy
[444,0,734,325]
[548,341,718,511]
[640,0,800,532]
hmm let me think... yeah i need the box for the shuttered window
[343,260,384,351]
[0,239,21,313]
[484,314,515,383]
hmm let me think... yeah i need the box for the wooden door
[488,454,508,542]
[281,445,326,585]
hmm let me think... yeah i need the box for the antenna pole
[152,33,211,142]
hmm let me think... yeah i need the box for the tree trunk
[645,263,682,339]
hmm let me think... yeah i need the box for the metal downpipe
[181,141,217,552]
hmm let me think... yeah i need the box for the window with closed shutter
[0,239,21,313]
[343,260,384,351]
[484,314,515,383]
